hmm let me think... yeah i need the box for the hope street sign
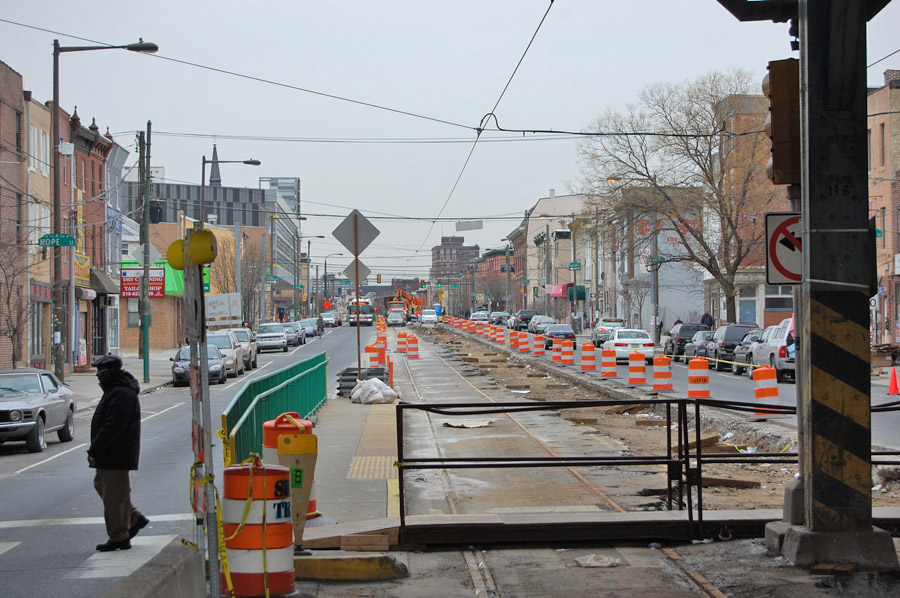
[38,233,75,247]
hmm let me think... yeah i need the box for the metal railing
[221,352,328,466]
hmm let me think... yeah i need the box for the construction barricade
[652,355,673,391]
[262,413,317,520]
[600,349,617,377]
[407,335,419,359]
[510,331,520,351]
[552,339,562,362]
[688,357,711,398]
[628,352,647,385]
[365,344,379,368]
[580,343,596,371]
[221,459,296,597]
[533,335,545,356]
[397,332,407,353]
[519,331,530,353]
[752,365,778,416]
[495,328,505,344]
[561,340,575,365]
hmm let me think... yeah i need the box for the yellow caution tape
[181,539,199,551]
[218,428,232,467]
[283,413,307,434]
[781,437,798,453]
[215,487,235,597]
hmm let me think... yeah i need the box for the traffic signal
[377,274,382,283]
[420,281,427,289]
[762,59,800,185]
[437,279,442,288]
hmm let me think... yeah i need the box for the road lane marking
[15,443,89,474]
[0,541,20,555]
[0,513,195,529]
[67,534,177,579]
[141,403,184,422]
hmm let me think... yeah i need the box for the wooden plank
[340,534,390,551]
[672,433,719,450]
[635,419,668,427]
[700,476,761,489]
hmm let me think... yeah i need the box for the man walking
[88,355,149,552]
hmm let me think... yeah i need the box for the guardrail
[221,352,328,466]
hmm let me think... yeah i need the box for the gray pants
[94,469,142,542]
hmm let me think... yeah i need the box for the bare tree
[577,70,786,322]
[0,241,30,368]
[209,234,267,327]
[619,275,651,329]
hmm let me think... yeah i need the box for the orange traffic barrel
[552,339,562,362]
[752,365,778,415]
[561,340,575,365]
[387,355,395,388]
[397,331,407,353]
[628,352,647,385]
[533,335,545,356]
[510,331,520,350]
[495,327,505,344]
[407,335,419,359]
[375,342,386,366]
[580,343,596,371]
[600,349,617,377]
[688,357,711,398]
[221,459,295,597]
[262,413,318,519]
[365,344,379,368]
[519,331,530,353]
[652,355,673,391]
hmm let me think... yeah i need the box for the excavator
[387,288,424,317]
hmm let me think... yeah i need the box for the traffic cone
[890,368,899,395]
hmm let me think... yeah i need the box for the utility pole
[650,213,660,344]
[235,219,242,323]
[137,131,145,360]
[269,215,277,320]
[504,245,511,311]
[259,235,266,323]
[140,121,151,383]
[544,224,551,314]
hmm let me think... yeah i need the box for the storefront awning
[90,268,120,295]
[550,284,567,297]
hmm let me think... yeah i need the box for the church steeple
[208,142,222,187]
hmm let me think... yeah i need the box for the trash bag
[350,378,397,404]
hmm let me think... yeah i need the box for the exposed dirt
[424,325,900,512]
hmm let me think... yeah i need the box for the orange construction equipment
[407,335,419,359]
[601,349,617,377]
[652,355,674,391]
[533,335,545,356]
[628,352,647,385]
[221,459,296,597]
[752,365,779,415]
[688,357,711,398]
[552,339,562,362]
[397,331,407,353]
[561,340,575,365]
[890,368,899,395]
[580,343,597,371]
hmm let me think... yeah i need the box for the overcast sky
[2,1,898,279]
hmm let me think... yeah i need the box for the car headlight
[173,366,186,374]
[8,409,23,423]
[209,364,222,372]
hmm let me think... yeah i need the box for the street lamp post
[298,235,324,316]
[51,38,158,380]
[323,253,343,313]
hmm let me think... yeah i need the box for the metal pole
[269,215,276,320]
[354,213,361,375]
[504,245,510,312]
[51,40,65,381]
[651,213,660,344]
[235,219,242,322]
[306,240,311,316]
[141,121,151,383]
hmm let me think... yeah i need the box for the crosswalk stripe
[0,513,194,529]
[67,535,177,579]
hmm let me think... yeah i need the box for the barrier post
[407,335,419,359]
[397,331,407,353]
[688,357,711,398]
[652,355,673,391]
[628,352,647,385]
[580,343,596,371]
[600,349,617,377]
[533,335,545,356]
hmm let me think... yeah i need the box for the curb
[294,553,409,582]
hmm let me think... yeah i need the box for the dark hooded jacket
[88,367,142,470]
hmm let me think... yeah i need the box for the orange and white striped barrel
[752,365,778,415]
[552,339,562,362]
[533,335,545,356]
[628,352,647,385]
[477,322,485,336]
[222,460,296,597]
[510,331,520,350]
[600,349,617,377]
[580,343,596,371]
[375,342,387,366]
[518,331,530,353]
[397,332,407,353]
[407,335,419,359]
[262,413,317,518]
[495,328,505,344]
[652,355,673,391]
[365,344,379,368]
[688,357,711,398]
[561,340,575,365]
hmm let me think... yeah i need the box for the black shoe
[96,539,131,552]
[129,515,150,539]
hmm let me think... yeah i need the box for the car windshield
[176,346,221,360]
[232,330,249,342]
[208,336,232,349]
[258,324,283,334]
[601,319,626,328]
[422,310,436,316]
[618,330,651,340]
[284,323,298,331]
[725,326,755,340]
[547,325,574,334]
[0,373,42,394]
[301,319,316,327]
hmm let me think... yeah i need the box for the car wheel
[58,409,75,442]
[714,353,725,371]
[283,344,288,352]
[747,358,754,378]
[220,373,227,385]
[731,360,743,375]
[26,416,45,453]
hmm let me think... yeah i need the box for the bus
[348,298,374,326]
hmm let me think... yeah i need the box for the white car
[601,328,656,363]
[421,309,438,324]
[207,330,245,377]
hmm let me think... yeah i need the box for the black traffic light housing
[762,59,801,185]
[420,281,427,289]
[437,280,442,288]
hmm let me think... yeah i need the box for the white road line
[15,443,89,474]
[0,513,195,529]
[68,534,177,579]
[141,403,184,422]
[0,541,20,555]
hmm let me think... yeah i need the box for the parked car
[663,323,710,362]
[528,315,555,334]
[282,321,302,346]
[509,310,537,330]
[591,317,627,344]
[228,327,258,370]
[421,309,439,324]
[543,324,577,350]
[469,311,489,322]
[0,369,76,453]
[207,330,245,377]
[683,330,714,359]
[489,311,509,326]
[387,311,406,327]
[602,328,656,363]
[171,345,226,386]
[257,322,288,353]
[321,313,336,327]
[752,317,795,382]
[298,319,317,339]
[706,323,759,371]
[731,329,763,376]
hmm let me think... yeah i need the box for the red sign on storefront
[120,268,165,298]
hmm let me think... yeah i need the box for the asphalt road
[0,324,371,598]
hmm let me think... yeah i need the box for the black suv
[511,310,537,330]
[707,323,758,371]
[664,323,710,362]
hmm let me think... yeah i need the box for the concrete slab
[781,526,900,571]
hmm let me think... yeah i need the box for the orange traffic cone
[890,368,899,395]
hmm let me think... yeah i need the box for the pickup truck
[751,317,795,382]
[508,310,537,331]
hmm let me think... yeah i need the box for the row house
[471,247,510,312]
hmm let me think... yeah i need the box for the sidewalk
[65,347,177,407]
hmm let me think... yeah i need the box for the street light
[51,38,158,380]
[323,252,343,313]
[299,235,325,316]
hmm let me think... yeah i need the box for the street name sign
[568,262,582,270]
[38,233,75,247]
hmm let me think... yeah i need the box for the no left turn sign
[766,213,802,284]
